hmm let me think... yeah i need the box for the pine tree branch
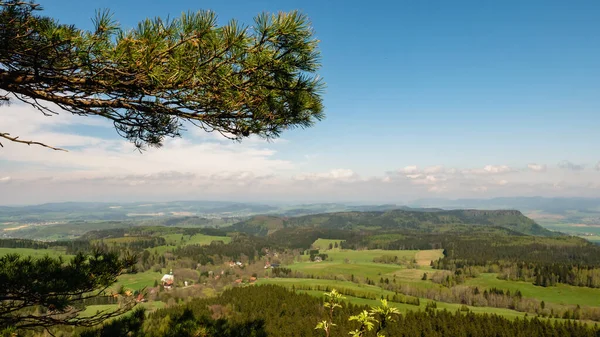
[0,132,67,151]
[0,2,324,150]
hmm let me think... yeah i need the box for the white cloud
[423,165,444,174]
[558,160,584,171]
[0,104,294,179]
[3,103,600,203]
[428,185,446,193]
[464,165,513,175]
[412,175,438,185]
[400,165,419,174]
[527,163,546,172]
[483,165,512,174]
[293,169,359,182]
[595,162,600,171]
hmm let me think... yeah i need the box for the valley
[3,202,600,335]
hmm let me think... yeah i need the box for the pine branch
[0,2,324,150]
[0,132,67,151]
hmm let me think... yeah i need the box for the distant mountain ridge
[0,201,445,223]
[231,208,555,237]
[410,197,600,213]
[2,198,594,233]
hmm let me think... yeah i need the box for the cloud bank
[1,104,600,204]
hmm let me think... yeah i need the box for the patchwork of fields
[261,238,600,323]
[5,233,600,328]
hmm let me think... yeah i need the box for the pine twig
[0,132,67,151]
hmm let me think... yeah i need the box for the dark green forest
[80,286,600,337]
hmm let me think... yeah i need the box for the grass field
[260,278,531,320]
[324,249,418,263]
[95,236,146,244]
[277,242,600,324]
[162,233,230,245]
[294,245,600,307]
[257,278,402,300]
[293,243,444,282]
[415,249,444,266]
[115,269,163,291]
[464,273,600,307]
[290,260,404,280]
[312,238,345,250]
[0,247,72,259]
[581,235,600,243]
[80,301,166,317]
[262,278,598,326]
[148,233,232,255]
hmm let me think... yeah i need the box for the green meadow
[262,238,600,324]
[289,260,403,280]
[114,269,163,291]
[162,233,231,246]
[311,238,345,250]
[292,240,444,282]
[325,249,418,263]
[464,273,600,307]
[94,236,145,244]
[80,301,166,318]
[0,247,72,259]
[147,233,231,255]
[261,278,531,321]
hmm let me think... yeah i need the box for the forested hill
[231,209,555,236]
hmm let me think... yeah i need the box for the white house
[161,273,174,289]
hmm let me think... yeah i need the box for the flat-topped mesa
[232,208,555,237]
[455,209,523,217]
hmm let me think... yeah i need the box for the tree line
[78,285,600,337]
[342,229,600,288]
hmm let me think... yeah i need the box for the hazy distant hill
[0,201,280,222]
[410,197,600,213]
[0,201,440,223]
[231,209,555,237]
[2,198,592,235]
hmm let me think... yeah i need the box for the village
[128,249,326,304]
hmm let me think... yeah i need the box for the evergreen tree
[0,252,136,331]
[0,1,324,150]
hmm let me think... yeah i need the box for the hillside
[231,209,555,236]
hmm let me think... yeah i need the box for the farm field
[581,235,600,244]
[162,233,231,246]
[298,289,533,320]
[80,301,166,318]
[464,273,600,307]
[292,244,443,282]
[289,260,404,280]
[147,233,231,255]
[324,249,420,263]
[311,238,345,250]
[114,269,164,291]
[0,247,72,259]
[265,280,541,321]
[261,238,600,324]
[257,278,404,300]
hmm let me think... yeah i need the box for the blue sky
[1,0,599,204]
